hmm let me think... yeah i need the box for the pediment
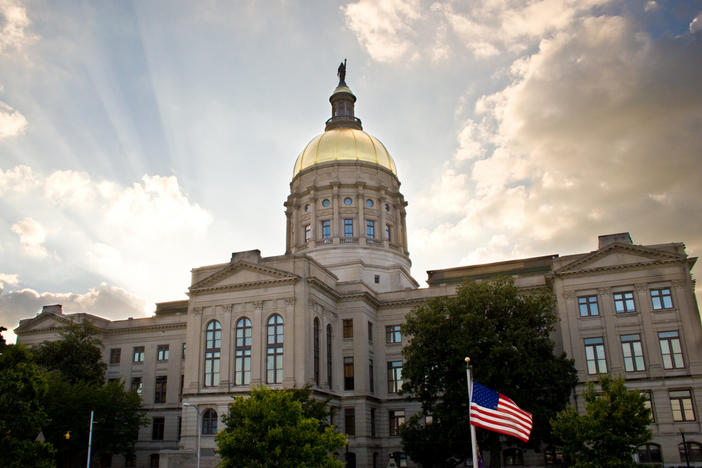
[555,243,684,276]
[189,261,299,294]
[15,312,72,334]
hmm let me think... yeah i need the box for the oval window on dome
[366,199,374,208]
[344,197,352,206]
[304,204,310,212]
[322,199,330,208]
[385,203,390,212]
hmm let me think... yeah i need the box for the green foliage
[400,277,577,467]
[35,322,106,385]
[551,375,652,467]
[0,342,56,468]
[216,386,346,468]
[35,323,146,466]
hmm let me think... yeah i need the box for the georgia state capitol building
[16,65,702,468]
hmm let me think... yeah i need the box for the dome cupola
[284,62,417,292]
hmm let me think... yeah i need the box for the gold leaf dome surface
[293,128,397,177]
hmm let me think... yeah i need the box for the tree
[551,375,652,467]
[0,337,56,468]
[35,323,146,467]
[35,322,106,386]
[216,386,347,468]
[400,277,577,468]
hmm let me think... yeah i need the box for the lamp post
[183,403,200,468]
[86,410,94,468]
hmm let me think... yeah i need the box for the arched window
[680,441,702,463]
[201,409,218,435]
[235,317,252,385]
[326,324,333,388]
[266,314,284,384]
[504,448,524,466]
[637,443,662,463]
[204,320,221,387]
[314,318,320,386]
[345,452,356,468]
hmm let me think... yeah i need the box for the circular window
[322,199,330,208]
[344,197,352,205]
[385,204,390,212]
[304,204,310,212]
[366,199,374,208]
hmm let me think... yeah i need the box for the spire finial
[337,59,347,86]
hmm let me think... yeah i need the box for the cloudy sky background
[1,0,701,342]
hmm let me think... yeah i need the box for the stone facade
[14,75,702,468]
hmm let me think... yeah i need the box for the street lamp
[183,403,200,468]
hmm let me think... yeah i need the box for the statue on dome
[337,59,347,85]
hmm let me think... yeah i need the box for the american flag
[470,382,533,443]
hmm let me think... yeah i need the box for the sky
[1,0,701,343]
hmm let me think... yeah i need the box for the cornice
[554,258,685,278]
[17,321,186,338]
[190,277,299,296]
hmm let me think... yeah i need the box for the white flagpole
[465,357,479,467]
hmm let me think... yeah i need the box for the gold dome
[293,128,397,177]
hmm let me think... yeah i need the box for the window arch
[637,443,662,463]
[235,317,252,385]
[202,409,218,435]
[204,320,221,387]
[680,441,702,463]
[266,314,284,384]
[326,324,333,388]
[314,318,320,386]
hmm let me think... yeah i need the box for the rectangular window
[125,455,136,467]
[370,408,376,437]
[304,224,311,242]
[109,348,121,364]
[343,319,353,339]
[389,409,405,436]
[658,330,684,369]
[182,342,186,360]
[650,288,673,310]
[344,219,353,237]
[152,417,165,441]
[584,337,607,374]
[642,390,654,422]
[578,295,599,317]
[369,359,374,393]
[385,224,391,241]
[386,325,402,344]
[670,390,695,421]
[157,344,169,362]
[133,346,145,363]
[613,291,636,313]
[387,360,403,393]
[154,376,167,404]
[368,321,373,343]
[621,334,645,372]
[179,375,184,402]
[177,416,182,441]
[130,376,143,396]
[322,220,331,239]
[366,220,375,239]
[344,357,354,390]
[345,408,355,435]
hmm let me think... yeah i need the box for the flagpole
[465,357,479,467]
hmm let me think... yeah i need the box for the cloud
[0,273,19,293]
[0,167,212,302]
[345,0,610,62]
[418,14,702,269]
[0,0,35,54]
[0,100,28,139]
[691,12,702,33]
[342,0,421,62]
[11,217,48,258]
[0,281,147,344]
